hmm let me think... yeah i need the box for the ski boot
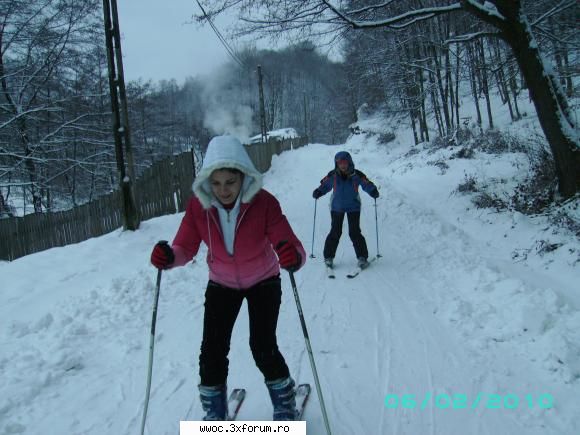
[357,257,370,269]
[199,384,228,421]
[266,376,298,421]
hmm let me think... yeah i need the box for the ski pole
[374,198,382,258]
[310,199,317,258]
[288,271,332,435]
[140,268,162,435]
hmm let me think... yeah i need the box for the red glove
[151,241,175,269]
[275,241,302,272]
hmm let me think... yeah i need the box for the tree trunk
[431,44,451,134]
[467,44,483,130]
[462,0,579,197]
[446,46,455,128]
[502,21,579,196]
[419,75,429,142]
[410,110,419,145]
[561,47,573,97]
[508,60,521,119]
[454,46,461,128]
[413,40,429,141]
[428,69,444,137]
[493,43,515,121]
[476,40,494,130]
[550,18,573,97]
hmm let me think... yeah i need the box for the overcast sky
[116,0,232,84]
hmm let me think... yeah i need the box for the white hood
[193,135,263,209]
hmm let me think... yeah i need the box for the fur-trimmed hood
[193,135,263,209]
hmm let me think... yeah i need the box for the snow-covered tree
[0,0,107,212]
[197,0,579,198]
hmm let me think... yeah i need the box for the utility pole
[102,0,140,230]
[303,92,308,140]
[257,65,267,144]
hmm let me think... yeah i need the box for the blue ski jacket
[314,151,378,213]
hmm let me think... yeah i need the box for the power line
[194,0,246,69]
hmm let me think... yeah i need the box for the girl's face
[210,169,243,205]
[336,159,349,173]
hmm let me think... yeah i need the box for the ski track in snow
[1,138,578,435]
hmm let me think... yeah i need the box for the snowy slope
[1,129,579,435]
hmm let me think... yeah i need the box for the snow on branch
[531,0,577,26]
[461,0,506,27]
[445,30,501,44]
[321,1,463,29]
[345,1,398,16]
[0,106,59,131]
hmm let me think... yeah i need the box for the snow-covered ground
[1,108,579,435]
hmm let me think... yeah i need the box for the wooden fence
[0,136,307,261]
[244,136,308,172]
[0,151,195,261]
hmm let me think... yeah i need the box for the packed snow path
[1,139,578,435]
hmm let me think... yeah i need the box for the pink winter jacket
[171,189,306,289]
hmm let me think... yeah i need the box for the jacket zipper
[233,203,252,288]
[207,202,254,288]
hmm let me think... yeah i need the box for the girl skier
[312,150,379,269]
[150,135,306,421]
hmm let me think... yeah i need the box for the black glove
[151,240,175,269]
[370,188,379,199]
[312,189,323,199]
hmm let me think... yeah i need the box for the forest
[0,0,578,216]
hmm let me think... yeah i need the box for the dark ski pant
[199,275,290,386]
[323,210,368,260]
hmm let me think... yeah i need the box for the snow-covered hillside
[1,114,579,434]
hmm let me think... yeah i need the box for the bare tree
[197,0,579,198]
[0,0,105,213]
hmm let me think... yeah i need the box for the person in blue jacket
[312,151,379,269]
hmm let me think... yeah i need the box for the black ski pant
[199,275,290,386]
[323,210,368,260]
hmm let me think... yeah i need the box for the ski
[346,256,377,278]
[346,266,362,279]
[228,388,246,421]
[295,383,311,420]
[326,265,335,279]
